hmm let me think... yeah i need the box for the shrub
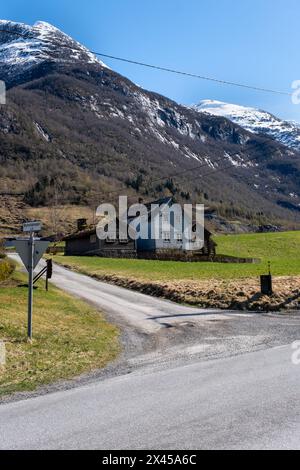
[0,258,15,283]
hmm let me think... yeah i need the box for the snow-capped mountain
[0,20,300,228]
[0,19,106,84]
[193,100,300,152]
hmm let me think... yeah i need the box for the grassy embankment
[0,267,120,398]
[52,232,300,311]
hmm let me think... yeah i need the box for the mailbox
[260,274,273,296]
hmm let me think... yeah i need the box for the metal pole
[28,231,34,341]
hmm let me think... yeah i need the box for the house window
[90,234,97,244]
[175,233,183,242]
[163,231,171,242]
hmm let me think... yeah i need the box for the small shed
[64,227,137,258]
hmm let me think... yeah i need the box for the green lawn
[0,273,120,397]
[53,231,300,280]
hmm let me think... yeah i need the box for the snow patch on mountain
[192,99,300,152]
[35,122,51,142]
[0,19,107,71]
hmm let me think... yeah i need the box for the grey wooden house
[64,198,216,258]
[134,197,216,257]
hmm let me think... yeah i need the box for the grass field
[0,272,120,397]
[53,231,300,281]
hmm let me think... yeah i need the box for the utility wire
[90,52,292,97]
[0,28,292,97]
[0,28,282,175]
[0,28,292,206]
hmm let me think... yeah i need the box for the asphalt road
[10,254,242,333]
[0,344,299,449]
[5,254,300,449]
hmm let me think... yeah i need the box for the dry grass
[0,198,95,237]
[45,264,300,311]
[151,276,300,311]
[0,272,120,397]
[25,205,95,235]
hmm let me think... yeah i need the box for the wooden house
[64,199,216,258]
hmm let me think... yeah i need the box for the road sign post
[27,231,34,341]
[13,222,49,341]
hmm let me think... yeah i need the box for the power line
[0,28,292,97]
[90,52,292,97]
[0,27,293,207]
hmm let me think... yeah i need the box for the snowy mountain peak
[0,19,107,81]
[194,99,279,124]
[192,100,300,152]
[33,21,61,32]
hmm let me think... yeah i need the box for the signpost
[22,221,42,233]
[14,222,49,341]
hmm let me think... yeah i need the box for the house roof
[64,221,138,242]
[64,198,215,242]
[64,227,96,241]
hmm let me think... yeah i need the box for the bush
[0,258,15,283]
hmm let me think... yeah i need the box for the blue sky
[1,0,299,121]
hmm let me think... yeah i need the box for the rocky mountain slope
[194,99,300,152]
[0,20,300,233]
